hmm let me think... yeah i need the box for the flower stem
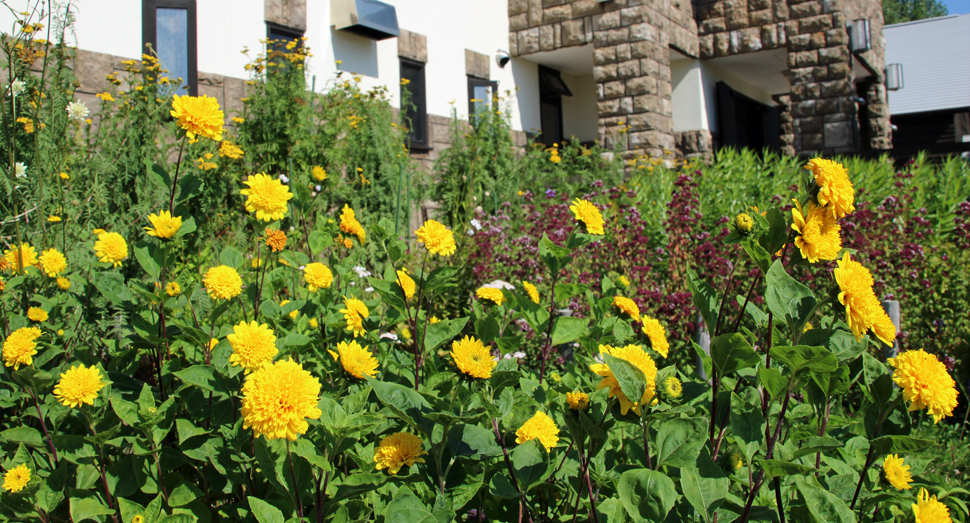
[286,440,304,519]
[168,136,186,215]
[493,418,534,523]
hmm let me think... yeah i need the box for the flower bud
[733,213,754,235]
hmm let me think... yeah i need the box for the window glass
[156,7,188,94]
[400,60,427,148]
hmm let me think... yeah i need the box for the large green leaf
[511,439,550,490]
[770,345,838,375]
[70,497,116,523]
[601,353,646,412]
[550,316,588,346]
[868,435,933,456]
[248,496,284,523]
[424,317,469,354]
[448,424,501,460]
[687,268,719,334]
[617,468,678,521]
[654,418,707,467]
[765,260,816,332]
[366,377,433,436]
[711,333,760,376]
[730,389,766,461]
[680,453,729,523]
[760,460,815,477]
[384,485,452,523]
[794,476,857,523]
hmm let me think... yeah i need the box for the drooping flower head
[641,316,670,358]
[328,339,379,379]
[374,432,427,475]
[340,297,369,337]
[912,488,952,523]
[38,248,67,277]
[2,327,42,370]
[523,282,540,304]
[2,464,30,493]
[204,265,243,300]
[589,343,658,416]
[415,220,456,256]
[241,173,293,222]
[613,296,640,322]
[476,286,505,306]
[883,454,913,490]
[27,307,48,322]
[451,336,495,379]
[566,391,589,410]
[515,411,560,452]
[94,231,128,267]
[304,263,333,292]
[170,94,224,140]
[807,158,855,219]
[241,358,322,440]
[227,321,279,373]
[339,205,366,243]
[144,210,182,239]
[888,349,959,423]
[396,269,416,300]
[569,198,605,235]
[791,199,841,263]
[53,364,108,408]
[833,253,895,346]
[4,243,38,272]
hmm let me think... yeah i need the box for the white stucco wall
[561,73,598,143]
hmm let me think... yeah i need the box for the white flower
[14,162,27,178]
[66,99,90,121]
[467,228,474,236]
[380,333,399,341]
[315,185,321,192]
[364,286,374,292]
[9,79,26,97]
[278,174,289,184]
[482,280,515,290]
[470,218,482,230]
[352,265,371,278]
[503,351,526,360]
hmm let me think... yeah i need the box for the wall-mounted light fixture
[849,19,871,53]
[496,50,510,68]
[886,63,904,91]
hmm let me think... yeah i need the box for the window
[143,0,197,95]
[715,81,780,152]
[266,22,305,68]
[400,58,428,150]
[468,76,498,125]
[538,65,571,147]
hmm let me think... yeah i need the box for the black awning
[333,0,399,41]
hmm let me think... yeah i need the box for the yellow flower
[59,172,69,180]
[662,376,682,398]
[415,219,456,256]
[834,253,895,346]
[328,339,378,379]
[912,488,952,523]
[641,317,670,358]
[618,275,631,288]
[228,321,279,373]
[144,210,182,239]
[312,166,327,181]
[241,358,322,440]
[165,282,181,296]
[4,243,38,272]
[2,464,30,492]
[613,296,640,322]
[476,287,505,305]
[523,282,540,304]
[515,411,560,452]
[339,205,366,243]
[309,318,319,329]
[97,92,115,102]
[251,257,263,269]
[38,248,67,277]
[888,349,959,423]
[883,454,913,490]
[396,269,416,300]
[27,307,48,322]
[451,336,495,379]
[569,198,605,235]
[241,173,293,222]
[589,344,658,416]
[131,516,144,523]
[374,432,427,475]
[304,263,333,292]
[566,391,589,410]
[429,316,440,324]
[264,228,287,252]
[733,213,754,234]
[3,327,42,370]
[232,116,245,124]
[729,452,744,471]
[56,277,71,291]
[170,94,224,140]
[47,215,62,222]
[400,326,412,340]
[53,363,107,408]
[549,153,561,164]
[219,141,244,159]
[791,200,841,263]
[340,297,369,337]
[94,232,128,267]
[806,158,855,219]
[203,265,243,300]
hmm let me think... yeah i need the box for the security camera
[496,50,510,68]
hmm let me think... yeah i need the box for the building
[2,0,893,162]
[884,14,970,155]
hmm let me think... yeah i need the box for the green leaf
[168,482,203,507]
[794,476,857,523]
[133,242,163,281]
[553,283,588,304]
[869,435,933,456]
[150,163,172,188]
[1,426,44,447]
[613,320,635,343]
[423,266,462,294]
[687,268,719,334]
[220,246,244,270]
[711,333,760,376]
[681,453,729,523]
[11,366,54,391]
[538,234,571,274]
[366,377,432,436]
[760,460,815,477]
[791,437,844,460]
[331,473,387,503]
[70,497,116,523]
[117,498,147,523]
[742,238,772,273]
[770,345,838,375]
[384,485,452,523]
[448,424,501,460]
[308,230,333,254]
[424,317,469,354]
[765,260,816,332]
[174,365,221,392]
[511,439,550,490]
[550,316,588,346]
[178,173,203,202]
[731,390,766,461]
[489,473,519,499]
[655,418,707,467]
[758,366,787,400]
[617,468,678,522]
[174,216,196,238]
[601,353,646,412]
[760,208,788,254]
[248,496,285,523]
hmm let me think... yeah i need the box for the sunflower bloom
[241,173,293,222]
[451,336,495,379]
[415,220,456,256]
[791,200,841,263]
[339,205,366,243]
[312,166,327,181]
[27,307,47,322]
[590,344,658,416]
[476,287,505,305]
[143,210,182,239]
[641,317,670,358]
[340,297,369,337]
[662,376,683,399]
[327,340,378,379]
[883,454,913,490]
[204,265,243,300]
[515,411,560,452]
[241,359,322,441]
[38,248,67,277]
[912,488,952,523]
[228,321,279,373]
[613,296,640,321]
[396,269,416,300]
[2,464,30,492]
[170,94,224,140]
[4,243,38,272]
[304,263,333,292]
[374,432,427,475]
[523,282,540,304]
[834,253,895,346]
[806,158,855,219]
[53,364,107,408]
[3,327,42,370]
[887,349,959,423]
[566,391,589,410]
[569,198,605,235]
[94,232,128,267]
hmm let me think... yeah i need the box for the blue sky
[943,0,970,14]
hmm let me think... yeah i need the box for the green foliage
[883,0,949,24]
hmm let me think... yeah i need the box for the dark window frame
[400,57,430,151]
[142,0,198,96]
[537,65,570,148]
[467,76,498,122]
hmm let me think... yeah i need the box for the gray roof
[885,14,970,115]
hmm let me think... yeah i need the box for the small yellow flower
[374,432,427,475]
[94,232,128,267]
[340,297,369,338]
[339,205,366,244]
[589,344,658,416]
[729,452,744,471]
[144,210,183,239]
[232,116,245,124]
[3,327,42,370]
[53,364,107,408]
[304,263,333,292]
[451,336,495,379]
[47,215,62,222]
[618,275,631,288]
[165,282,181,296]
[806,158,855,219]
[613,296,640,322]
[566,391,589,410]
[523,282,540,304]
[203,265,243,301]
[56,277,71,291]
[912,488,952,523]
[4,243,38,272]
[834,253,896,346]
[569,198,605,235]
[415,220,456,256]
[312,166,327,182]
[27,307,48,322]
[38,248,67,277]
[792,200,841,263]
[2,464,30,492]
[515,411,560,452]
[328,340,378,379]
[59,172,69,180]
[429,316,440,324]
[883,454,913,490]
[227,321,278,373]
[476,287,505,305]
[396,269,416,300]
[308,318,319,329]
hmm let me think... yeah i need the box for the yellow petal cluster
[165,282,181,296]
[807,158,855,219]
[27,307,48,322]
[515,411,560,452]
[312,166,327,181]
[374,432,427,475]
[415,219,456,256]
[204,265,243,301]
[451,336,495,379]
[833,253,895,346]
[339,205,366,243]
[94,231,128,267]
[613,296,640,321]
[569,198,605,235]
[888,349,959,423]
[2,464,30,492]
[171,94,224,140]
[340,297,369,337]
[566,391,589,410]
[396,269,416,300]
[144,210,182,239]
[53,364,107,408]
[241,359,322,440]
[523,282,540,304]
[264,228,287,252]
[662,376,683,399]
[304,263,333,292]
[38,248,67,277]
[4,243,38,272]
[589,343,658,416]
[241,173,293,222]
[3,327,42,370]
[883,454,913,490]
[328,339,379,379]
[912,488,952,523]
[228,321,279,373]
[641,316,670,358]
[56,277,71,291]
[792,200,841,263]
[476,287,505,305]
